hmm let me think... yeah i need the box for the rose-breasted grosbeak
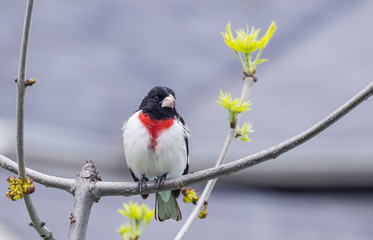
[122,86,190,221]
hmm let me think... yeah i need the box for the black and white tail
[155,192,182,221]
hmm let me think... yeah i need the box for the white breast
[122,111,188,180]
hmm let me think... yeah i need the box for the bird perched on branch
[122,86,190,221]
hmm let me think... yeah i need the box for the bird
[122,86,190,221]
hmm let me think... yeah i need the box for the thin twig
[23,195,55,239]
[15,0,56,239]
[16,0,33,178]
[174,128,235,240]
[174,76,255,240]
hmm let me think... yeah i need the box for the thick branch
[2,81,373,202]
[68,161,101,240]
[0,154,74,193]
[96,80,373,197]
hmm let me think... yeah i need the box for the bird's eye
[153,96,159,102]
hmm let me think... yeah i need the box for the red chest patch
[138,112,174,151]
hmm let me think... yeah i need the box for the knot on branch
[74,160,102,202]
[79,160,102,182]
[29,221,46,227]
[14,77,37,86]
[243,71,258,82]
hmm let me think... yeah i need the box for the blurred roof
[1,0,373,186]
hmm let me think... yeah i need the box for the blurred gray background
[1,0,372,239]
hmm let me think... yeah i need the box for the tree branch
[1,78,372,238]
[16,0,33,182]
[95,80,373,197]
[0,154,74,193]
[15,0,56,238]
[68,161,101,240]
[2,80,372,198]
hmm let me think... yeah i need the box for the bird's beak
[161,94,175,108]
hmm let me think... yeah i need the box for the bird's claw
[155,173,168,189]
[138,174,148,193]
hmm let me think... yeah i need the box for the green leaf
[118,209,130,217]
[144,210,154,225]
[256,58,268,65]
[236,121,254,142]
[222,21,277,73]
[117,201,154,240]
[259,21,277,49]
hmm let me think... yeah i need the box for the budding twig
[15,0,56,239]
[175,75,256,240]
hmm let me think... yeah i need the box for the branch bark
[68,160,101,240]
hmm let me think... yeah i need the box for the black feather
[139,86,180,120]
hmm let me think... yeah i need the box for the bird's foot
[155,173,168,189]
[138,174,148,193]
[138,174,149,199]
